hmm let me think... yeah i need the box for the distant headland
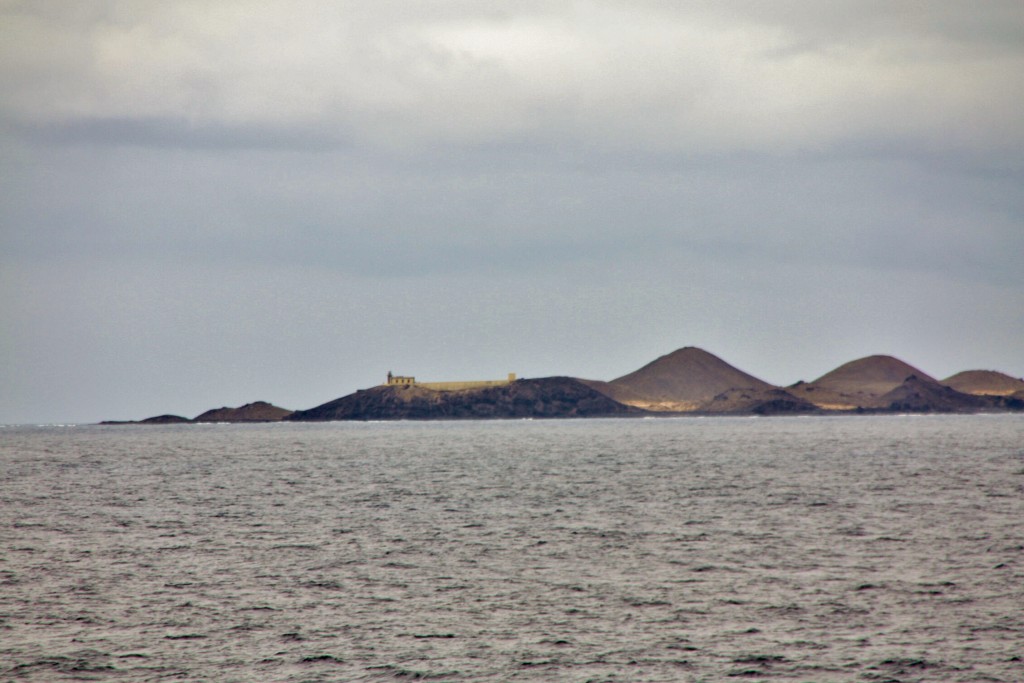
[101,401,293,425]
[101,347,1024,423]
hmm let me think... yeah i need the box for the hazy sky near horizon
[2,1,1023,423]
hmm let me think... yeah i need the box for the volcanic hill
[789,355,937,409]
[611,346,772,400]
[787,355,1001,412]
[594,346,812,413]
[942,370,1024,397]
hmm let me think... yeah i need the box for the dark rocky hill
[288,377,644,421]
[194,401,293,422]
[874,375,995,412]
[140,414,192,424]
[101,414,192,425]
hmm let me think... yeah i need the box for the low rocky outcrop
[1001,391,1024,410]
[873,375,995,413]
[288,377,645,421]
[101,414,193,425]
[101,401,291,425]
[193,401,293,422]
[141,414,192,424]
[699,387,819,415]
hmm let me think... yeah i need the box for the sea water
[1,415,1022,682]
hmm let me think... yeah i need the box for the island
[102,347,1024,423]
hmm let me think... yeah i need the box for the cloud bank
[2,1,1022,422]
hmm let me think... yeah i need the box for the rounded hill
[811,355,935,395]
[942,370,1024,397]
[608,347,773,404]
[788,355,940,409]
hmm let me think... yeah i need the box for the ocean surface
[1,415,1022,682]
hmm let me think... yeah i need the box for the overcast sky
[2,0,1023,423]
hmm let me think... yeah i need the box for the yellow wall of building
[383,373,517,391]
[417,379,512,391]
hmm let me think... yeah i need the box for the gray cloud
[2,1,1022,423]
[4,1,1022,154]
[16,116,347,150]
